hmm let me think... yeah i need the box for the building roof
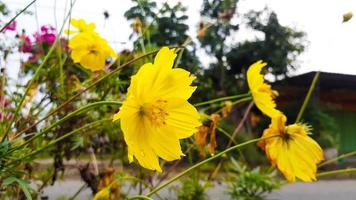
[275,71,356,91]
[274,71,356,111]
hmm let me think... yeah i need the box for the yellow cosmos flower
[65,18,96,34]
[113,47,201,172]
[69,32,116,71]
[258,113,324,182]
[247,60,280,118]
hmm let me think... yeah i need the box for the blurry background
[2,0,356,77]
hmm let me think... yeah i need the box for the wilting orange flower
[194,126,209,157]
[209,114,221,156]
[222,101,233,118]
[97,167,120,200]
[133,16,142,34]
[258,113,324,182]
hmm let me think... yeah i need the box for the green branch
[133,136,276,198]
[9,101,121,153]
[317,168,356,177]
[295,71,320,123]
[194,93,251,107]
[2,0,76,140]
[319,150,356,168]
[0,0,37,33]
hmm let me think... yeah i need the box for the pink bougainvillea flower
[4,21,16,31]
[34,25,57,45]
[19,35,32,53]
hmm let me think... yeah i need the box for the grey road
[40,179,356,200]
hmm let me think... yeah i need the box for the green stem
[319,150,356,168]
[216,127,237,144]
[317,168,356,177]
[215,96,252,114]
[68,183,87,200]
[173,37,192,68]
[0,0,37,32]
[194,93,250,107]
[295,71,320,123]
[2,0,76,140]
[13,46,178,139]
[10,101,120,152]
[143,136,274,197]
[18,119,109,161]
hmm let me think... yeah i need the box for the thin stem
[142,136,276,197]
[216,127,237,145]
[317,168,356,177]
[209,102,254,180]
[13,46,181,139]
[68,183,87,200]
[17,119,109,161]
[215,96,252,114]
[2,0,76,140]
[194,93,250,107]
[295,71,320,123]
[319,150,356,168]
[0,0,37,33]
[10,101,121,152]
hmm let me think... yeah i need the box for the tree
[124,0,200,72]
[197,2,306,97]
[227,9,306,79]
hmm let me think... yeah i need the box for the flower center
[88,45,98,55]
[140,100,168,126]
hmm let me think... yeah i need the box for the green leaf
[3,177,32,200]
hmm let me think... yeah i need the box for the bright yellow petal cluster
[247,60,280,118]
[258,113,324,182]
[67,18,116,71]
[65,18,96,34]
[113,47,201,172]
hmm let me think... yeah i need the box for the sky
[2,0,356,77]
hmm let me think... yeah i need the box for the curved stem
[17,118,109,161]
[295,71,320,123]
[317,168,356,177]
[215,96,252,114]
[10,101,121,152]
[209,102,254,180]
[13,46,183,139]
[142,136,275,197]
[0,0,37,32]
[194,93,250,107]
[2,0,76,140]
[319,150,356,168]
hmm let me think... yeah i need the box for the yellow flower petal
[247,60,281,118]
[154,47,176,69]
[68,18,96,34]
[259,113,324,182]
[113,47,201,171]
[120,114,161,171]
[69,32,116,71]
[165,99,201,139]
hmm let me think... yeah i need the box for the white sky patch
[2,0,356,78]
